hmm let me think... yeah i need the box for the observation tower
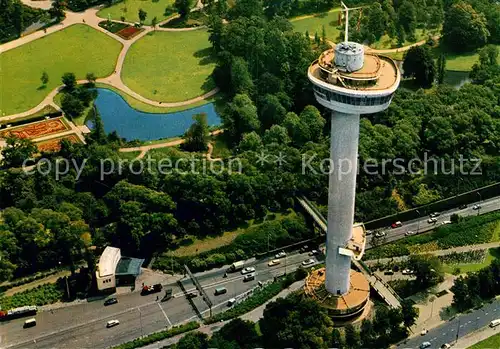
[304,2,400,319]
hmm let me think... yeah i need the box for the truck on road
[229,261,245,272]
[0,306,37,321]
[141,283,163,295]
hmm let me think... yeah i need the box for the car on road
[420,329,428,335]
[106,320,120,328]
[365,230,373,236]
[243,273,255,282]
[441,344,451,349]
[459,204,467,209]
[420,342,431,349]
[309,250,319,256]
[241,267,256,275]
[374,231,386,238]
[23,318,36,328]
[104,297,118,306]
[473,204,482,210]
[214,287,227,295]
[299,245,309,253]
[427,217,437,224]
[391,221,403,228]
[268,259,281,266]
[490,319,500,327]
[429,212,441,218]
[405,231,416,236]
[402,269,414,275]
[441,220,452,225]
[302,259,315,266]
[186,291,198,299]
[227,298,236,306]
[384,270,394,275]
[275,251,286,258]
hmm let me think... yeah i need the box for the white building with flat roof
[96,246,121,290]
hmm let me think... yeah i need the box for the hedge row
[0,269,62,294]
[205,268,308,324]
[0,280,65,309]
[366,211,500,260]
[112,321,200,349]
[155,214,313,273]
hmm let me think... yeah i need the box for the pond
[89,88,221,141]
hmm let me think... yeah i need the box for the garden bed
[98,20,128,34]
[35,134,82,152]
[160,11,208,29]
[0,117,70,140]
[116,26,144,40]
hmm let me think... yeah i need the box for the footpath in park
[139,280,305,349]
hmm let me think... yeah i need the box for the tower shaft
[325,111,360,295]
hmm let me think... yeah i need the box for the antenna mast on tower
[341,1,349,42]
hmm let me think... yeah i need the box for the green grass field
[122,30,216,103]
[97,0,176,25]
[291,10,342,42]
[469,332,500,349]
[434,45,500,71]
[0,24,122,116]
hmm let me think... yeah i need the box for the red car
[391,221,403,228]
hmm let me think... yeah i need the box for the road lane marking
[157,302,172,328]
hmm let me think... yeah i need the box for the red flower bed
[117,26,143,40]
[0,118,69,140]
[36,134,81,152]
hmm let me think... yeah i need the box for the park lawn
[469,332,500,349]
[97,0,176,25]
[122,30,216,103]
[0,24,122,116]
[442,248,500,274]
[291,10,342,42]
[168,211,294,257]
[434,44,500,71]
[94,83,213,113]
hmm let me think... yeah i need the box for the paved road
[398,298,500,349]
[1,252,318,349]
[369,196,500,248]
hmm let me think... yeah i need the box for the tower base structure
[304,267,370,321]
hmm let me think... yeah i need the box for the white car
[268,259,281,267]
[402,269,414,275]
[473,204,482,210]
[420,329,428,336]
[227,298,236,306]
[375,231,386,238]
[441,220,452,225]
[420,342,431,349]
[405,231,416,236]
[106,320,120,328]
[427,217,437,224]
[302,259,315,266]
[275,251,286,258]
[241,267,255,275]
[309,250,319,256]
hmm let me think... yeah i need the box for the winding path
[0,6,217,121]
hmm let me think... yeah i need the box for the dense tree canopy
[403,46,436,88]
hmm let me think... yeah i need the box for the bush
[0,280,65,309]
[112,321,200,349]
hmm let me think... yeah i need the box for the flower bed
[0,117,69,140]
[98,20,128,34]
[116,26,144,40]
[36,134,81,152]
[438,250,487,265]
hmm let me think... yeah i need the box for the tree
[41,71,49,86]
[86,72,96,87]
[61,72,77,90]
[401,299,419,329]
[366,2,388,41]
[397,1,417,39]
[442,1,489,52]
[151,16,157,30]
[61,93,84,119]
[174,0,192,19]
[451,276,474,311]
[436,53,446,84]
[138,8,147,24]
[230,0,263,19]
[263,125,290,145]
[223,94,260,143]
[345,324,360,349]
[259,94,287,129]
[211,318,259,349]
[12,1,24,36]
[176,331,209,349]
[230,57,254,96]
[1,136,37,168]
[49,0,65,21]
[330,328,344,349]
[403,46,436,88]
[88,109,107,145]
[183,113,209,151]
[408,254,444,288]
[359,319,376,348]
[239,131,263,151]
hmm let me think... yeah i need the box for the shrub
[112,321,199,349]
[0,280,65,309]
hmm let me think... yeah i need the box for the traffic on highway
[1,196,499,349]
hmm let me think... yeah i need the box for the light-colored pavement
[20,0,53,10]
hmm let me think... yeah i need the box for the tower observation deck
[306,2,400,307]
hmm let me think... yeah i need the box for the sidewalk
[455,324,500,348]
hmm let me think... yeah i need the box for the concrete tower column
[325,111,360,295]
